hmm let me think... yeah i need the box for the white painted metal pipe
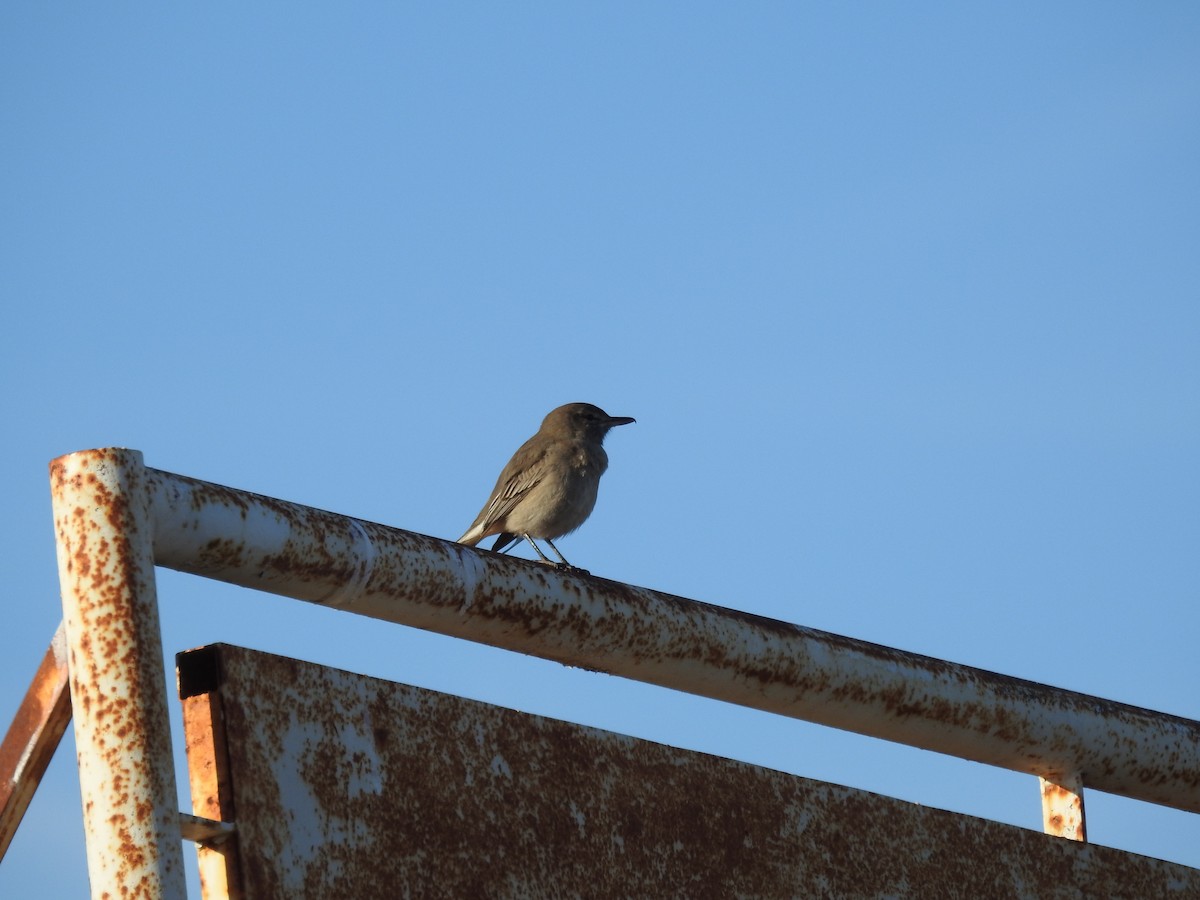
[50,450,187,899]
[142,462,1200,816]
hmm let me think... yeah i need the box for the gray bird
[457,403,635,568]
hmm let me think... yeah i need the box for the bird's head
[544,403,636,443]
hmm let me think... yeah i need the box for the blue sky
[3,4,1198,893]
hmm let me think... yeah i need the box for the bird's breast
[571,444,609,477]
[506,443,607,539]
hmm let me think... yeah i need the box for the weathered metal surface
[50,449,186,899]
[178,813,236,845]
[0,622,72,862]
[182,665,245,900]
[144,463,1200,817]
[177,644,1200,898]
[1041,773,1087,842]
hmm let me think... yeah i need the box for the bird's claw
[542,559,590,576]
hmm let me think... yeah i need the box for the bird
[457,403,635,569]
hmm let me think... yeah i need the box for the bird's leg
[542,538,571,566]
[520,535,589,574]
[544,538,588,574]
[521,535,558,565]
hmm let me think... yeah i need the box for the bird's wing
[457,442,548,544]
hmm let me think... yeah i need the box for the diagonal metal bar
[141,463,1200,817]
[0,622,72,863]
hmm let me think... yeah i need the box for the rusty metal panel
[143,464,1200,818]
[1041,774,1087,842]
[50,449,186,899]
[177,644,1200,899]
[0,623,72,862]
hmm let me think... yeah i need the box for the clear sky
[3,4,1198,893]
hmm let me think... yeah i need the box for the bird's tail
[456,524,484,546]
[457,527,519,554]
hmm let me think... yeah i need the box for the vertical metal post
[1040,773,1087,841]
[50,449,186,899]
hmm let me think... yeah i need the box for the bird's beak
[607,416,636,427]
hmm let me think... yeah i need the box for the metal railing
[34,447,1200,898]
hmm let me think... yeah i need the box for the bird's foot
[539,559,591,576]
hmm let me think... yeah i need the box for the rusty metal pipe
[51,450,187,900]
[140,462,1200,816]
